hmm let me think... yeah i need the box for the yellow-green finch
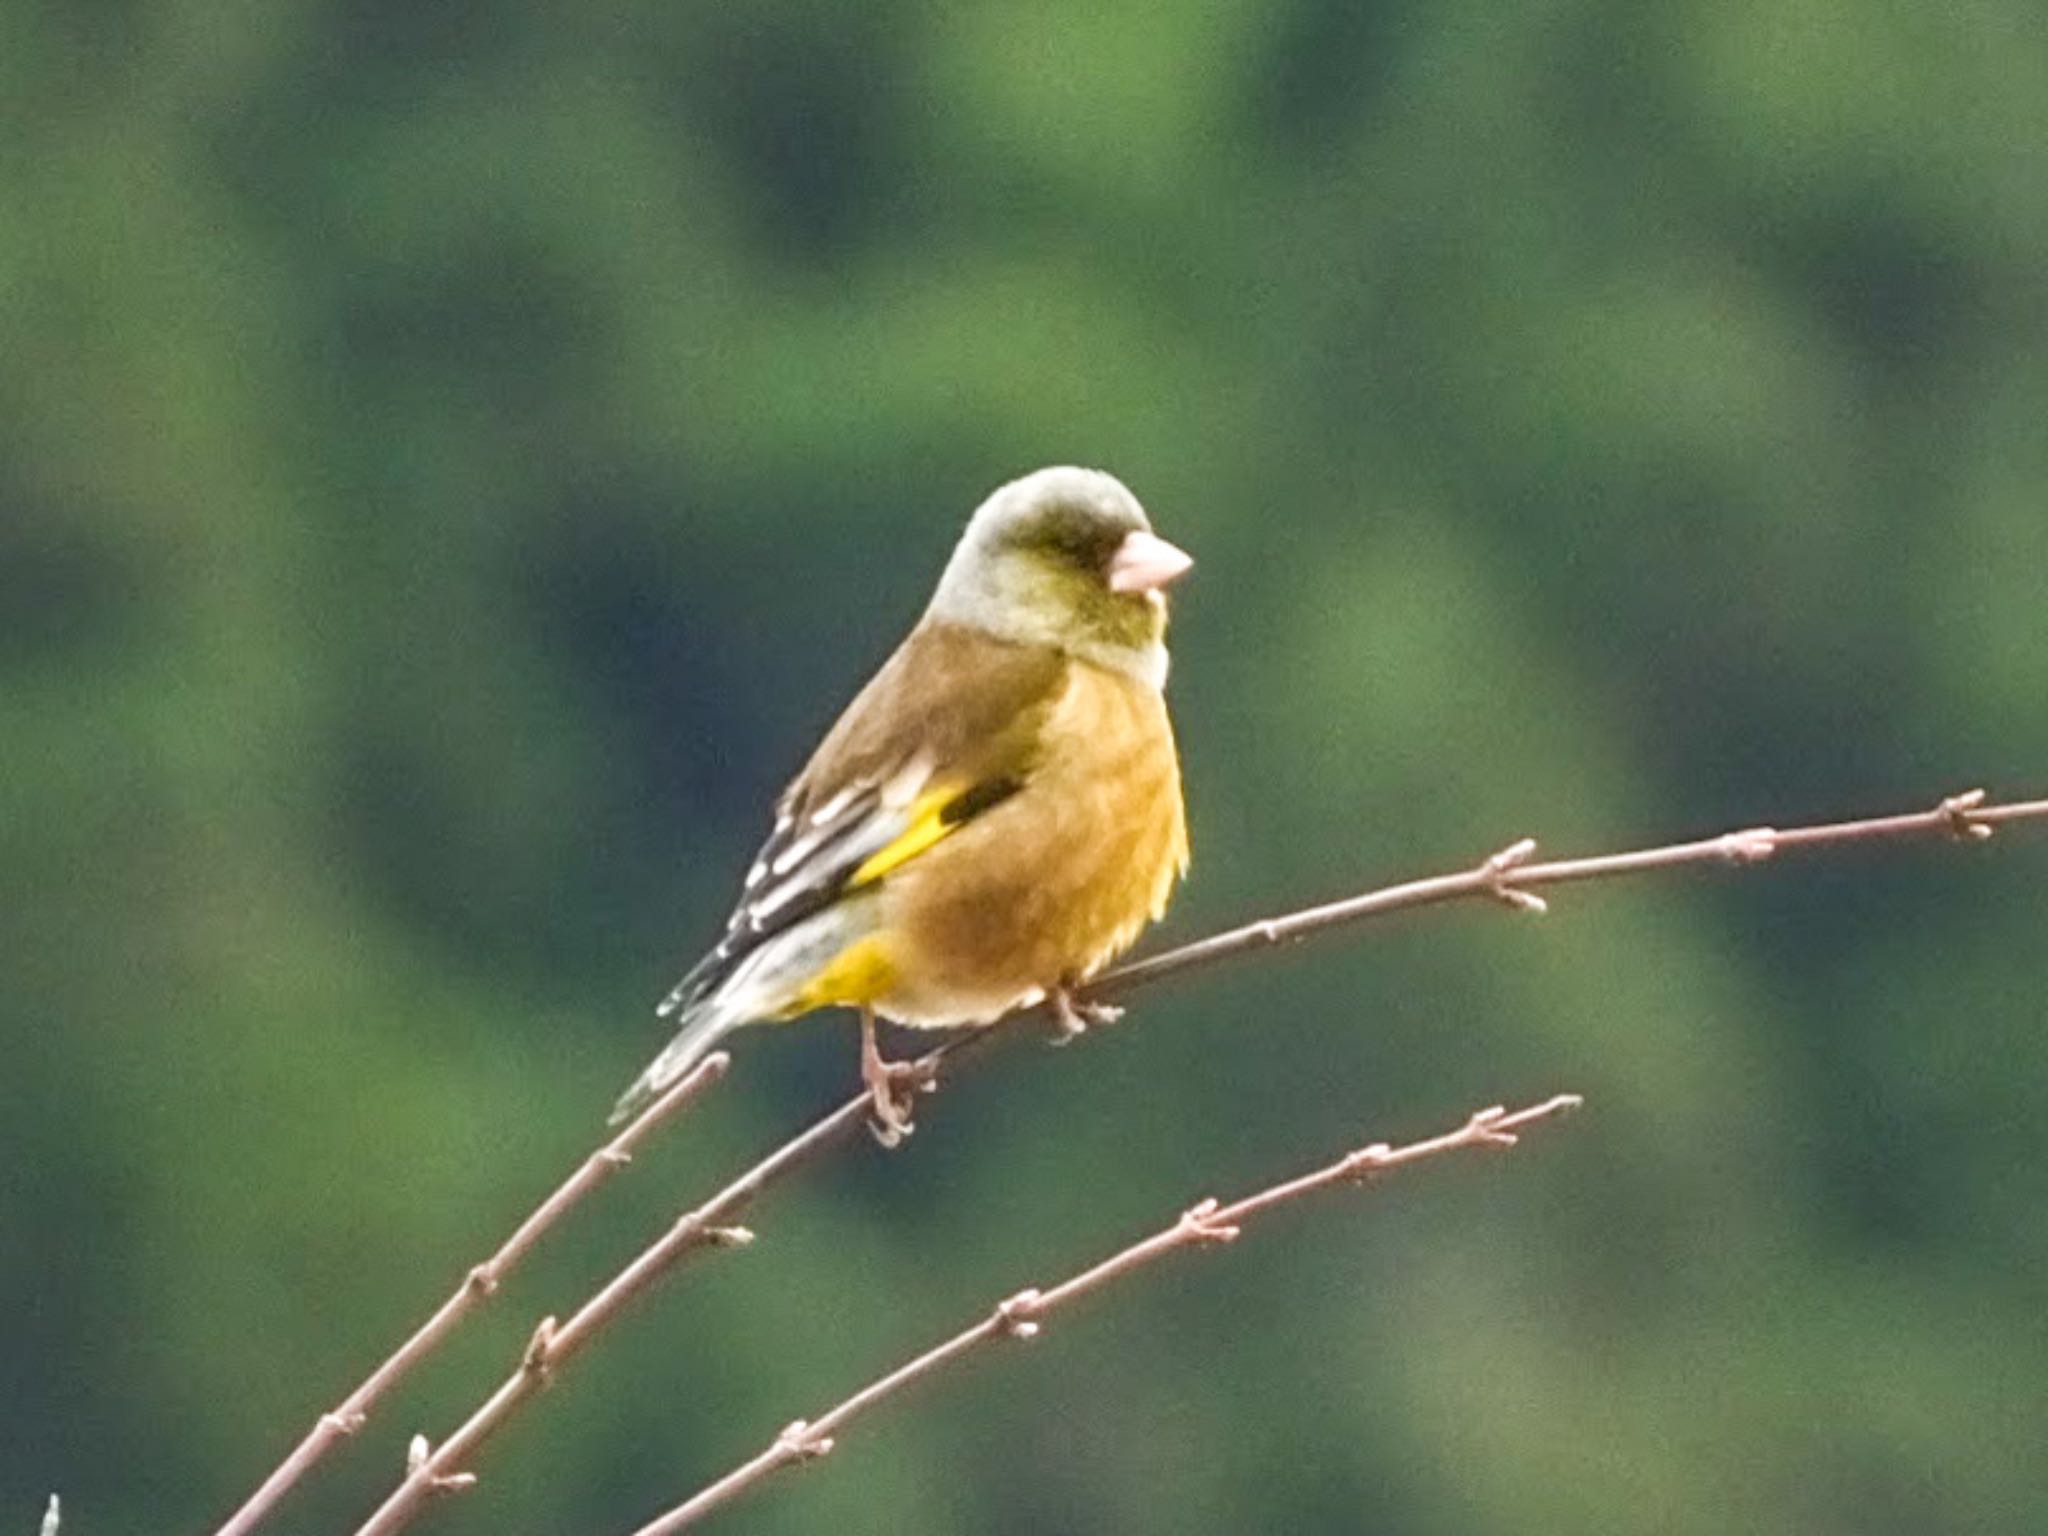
[614,466,1192,1138]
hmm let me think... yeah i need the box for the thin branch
[342,785,2045,1536]
[628,1092,1583,1534]
[209,1053,731,1536]
[1097,788,2044,998]
[349,1092,857,1536]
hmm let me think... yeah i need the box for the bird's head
[927,466,1192,688]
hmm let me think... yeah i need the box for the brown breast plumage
[875,654,1187,1026]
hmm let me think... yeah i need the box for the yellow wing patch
[848,785,962,887]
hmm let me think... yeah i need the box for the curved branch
[340,785,2044,1535]
[1097,788,2042,997]
[627,1093,1583,1534]
[208,1053,730,1536]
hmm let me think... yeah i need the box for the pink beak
[1107,529,1194,594]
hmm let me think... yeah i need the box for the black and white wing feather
[655,752,939,1019]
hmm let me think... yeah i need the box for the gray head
[925,466,1193,688]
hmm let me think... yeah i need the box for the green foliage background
[5,2,2047,1532]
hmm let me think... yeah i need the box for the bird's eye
[1022,509,1125,574]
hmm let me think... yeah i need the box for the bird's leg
[859,1005,917,1147]
[1048,985,1124,1046]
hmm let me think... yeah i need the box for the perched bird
[614,466,1192,1140]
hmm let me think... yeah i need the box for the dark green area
[5,3,2046,1533]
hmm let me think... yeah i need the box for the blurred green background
[6,2,2048,1533]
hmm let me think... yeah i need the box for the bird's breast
[874,659,1187,1027]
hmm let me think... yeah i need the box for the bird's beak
[1107,529,1194,594]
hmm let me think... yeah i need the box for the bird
[613,465,1192,1141]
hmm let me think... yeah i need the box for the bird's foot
[1049,988,1124,1046]
[859,1012,932,1148]
[864,1063,924,1148]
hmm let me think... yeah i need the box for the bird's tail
[614,898,879,1125]
[609,993,750,1124]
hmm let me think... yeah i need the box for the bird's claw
[1049,990,1123,1045]
[858,1008,922,1148]
[861,1052,933,1148]
[865,1073,917,1147]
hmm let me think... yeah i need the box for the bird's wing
[658,621,1068,1018]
